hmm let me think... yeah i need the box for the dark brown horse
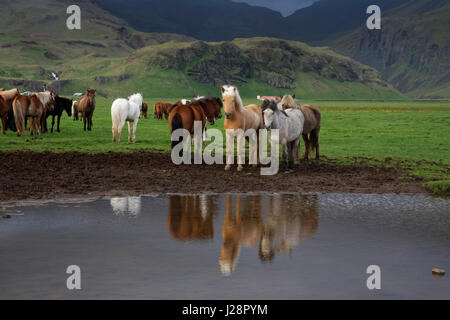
[281,95,321,160]
[78,88,96,131]
[141,101,148,119]
[0,88,20,134]
[195,97,223,125]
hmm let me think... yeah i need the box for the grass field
[0,98,449,181]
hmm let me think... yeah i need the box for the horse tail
[6,103,17,132]
[171,112,183,150]
[12,97,24,135]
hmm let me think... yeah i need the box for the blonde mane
[0,88,19,101]
[281,95,299,109]
[222,85,244,112]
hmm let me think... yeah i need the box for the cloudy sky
[233,0,319,16]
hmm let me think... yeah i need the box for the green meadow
[0,98,448,181]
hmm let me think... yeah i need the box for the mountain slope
[330,0,450,98]
[0,0,402,99]
[95,0,286,41]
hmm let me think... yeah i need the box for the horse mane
[0,88,19,101]
[128,93,143,106]
[222,85,244,112]
[262,99,289,118]
[281,95,299,109]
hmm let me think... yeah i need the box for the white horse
[262,99,304,170]
[111,93,143,143]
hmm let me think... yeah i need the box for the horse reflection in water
[168,195,218,241]
[220,195,264,275]
[167,194,318,275]
[110,196,142,216]
[259,194,318,262]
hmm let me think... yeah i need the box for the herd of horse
[0,85,321,172]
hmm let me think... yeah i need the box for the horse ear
[292,94,296,99]
[221,87,225,93]
[233,87,236,92]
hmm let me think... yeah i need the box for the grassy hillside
[0,0,402,99]
[331,0,450,98]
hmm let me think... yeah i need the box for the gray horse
[261,99,304,170]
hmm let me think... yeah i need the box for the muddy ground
[0,151,427,202]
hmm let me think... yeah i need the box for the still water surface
[0,193,449,299]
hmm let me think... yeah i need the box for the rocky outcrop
[137,38,387,89]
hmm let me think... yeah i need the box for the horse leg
[51,115,55,133]
[57,115,61,132]
[302,133,309,160]
[1,116,6,134]
[314,128,320,160]
[133,119,138,143]
[127,121,132,143]
[118,120,125,143]
[293,138,301,165]
[237,131,244,172]
[83,112,87,131]
[282,143,288,168]
[225,131,233,171]
[89,113,93,131]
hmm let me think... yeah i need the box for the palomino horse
[78,88,96,131]
[281,95,321,160]
[220,195,263,275]
[0,88,20,134]
[141,101,148,119]
[12,94,44,136]
[221,85,264,171]
[111,93,143,143]
[42,95,72,133]
[262,99,304,170]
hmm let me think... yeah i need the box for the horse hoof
[225,165,231,171]
[237,166,243,172]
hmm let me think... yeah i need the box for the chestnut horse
[281,95,321,160]
[169,99,221,156]
[141,101,148,119]
[78,88,96,131]
[222,85,264,172]
[12,94,44,136]
[0,88,20,134]
[33,90,55,134]
[154,102,172,120]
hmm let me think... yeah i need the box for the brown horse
[154,102,172,120]
[168,195,218,241]
[32,90,55,134]
[0,88,20,134]
[12,94,44,136]
[141,101,148,119]
[169,99,222,156]
[281,95,321,160]
[78,88,96,131]
[195,97,223,125]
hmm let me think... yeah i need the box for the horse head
[261,99,278,130]
[281,94,297,110]
[221,85,243,119]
